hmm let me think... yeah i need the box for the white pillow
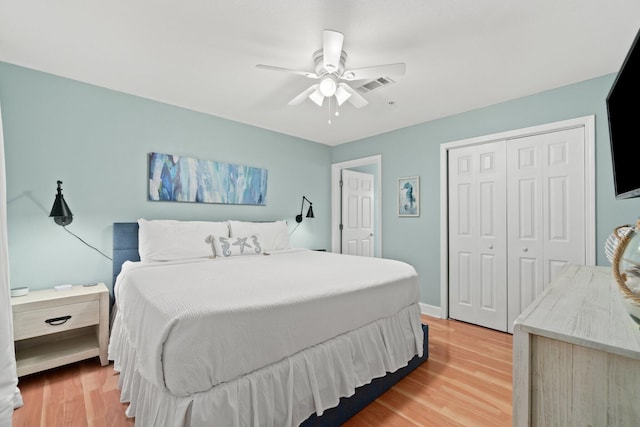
[226,220,291,252]
[207,234,264,258]
[138,219,229,262]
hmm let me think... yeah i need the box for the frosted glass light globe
[319,77,337,97]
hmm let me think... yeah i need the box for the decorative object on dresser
[148,152,268,205]
[611,219,640,324]
[513,264,640,426]
[295,195,315,223]
[398,176,419,217]
[605,224,632,262]
[11,283,109,377]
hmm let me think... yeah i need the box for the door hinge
[339,223,343,230]
[339,179,343,188]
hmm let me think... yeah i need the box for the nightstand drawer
[13,300,100,341]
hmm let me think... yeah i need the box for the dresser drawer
[13,300,100,341]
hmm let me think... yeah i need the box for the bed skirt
[109,303,423,426]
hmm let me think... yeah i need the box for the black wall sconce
[49,180,73,226]
[48,180,111,260]
[296,196,315,223]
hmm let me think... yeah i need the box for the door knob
[523,248,528,252]
[488,244,493,249]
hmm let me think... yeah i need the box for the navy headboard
[113,222,140,286]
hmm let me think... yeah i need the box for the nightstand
[11,283,109,376]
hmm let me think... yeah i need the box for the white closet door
[341,169,375,257]
[448,141,508,331]
[506,127,585,331]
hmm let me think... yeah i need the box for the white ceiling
[1,1,639,146]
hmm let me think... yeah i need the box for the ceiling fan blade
[308,87,324,106]
[322,30,344,73]
[288,84,320,105]
[256,64,319,79]
[334,85,351,106]
[338,83,368,108]
[341,63,406,81]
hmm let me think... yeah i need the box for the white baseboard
[419,302,443,319]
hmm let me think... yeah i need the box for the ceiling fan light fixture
[257,30,405,110]
[319,77,337,97]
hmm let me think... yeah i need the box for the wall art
[148,152,268,205]
[398,176,419,217]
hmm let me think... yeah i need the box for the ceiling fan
[256,29,406,109]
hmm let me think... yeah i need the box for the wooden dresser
[513,264,640,426]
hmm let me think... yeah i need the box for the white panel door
[341,169,374,257]
[448,141,508,331]
[506,128,585,331]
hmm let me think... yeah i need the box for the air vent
[355,77,395,93]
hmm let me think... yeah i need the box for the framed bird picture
[398,176,419,217]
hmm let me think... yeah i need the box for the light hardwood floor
[12,316,512,426]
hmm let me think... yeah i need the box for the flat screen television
[607,26,640,199]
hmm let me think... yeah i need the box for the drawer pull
[44,315,72,326]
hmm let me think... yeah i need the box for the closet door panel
[476,143,507,329]
[506,128,586,331]
[480,253,497,309]
[518,258,539,305]
[542,128,586,285]
[518,179,537,239]
[449,149,477,322]
[456,252,472,305]
[507,138,544,332]
[449,142,507,331]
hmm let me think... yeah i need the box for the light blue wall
[332,74,640,307]
[0,62,331,293]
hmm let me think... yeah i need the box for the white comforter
[110,249,420,397]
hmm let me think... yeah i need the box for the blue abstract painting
[148,152,268,205]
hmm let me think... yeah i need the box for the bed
[109,220,429,426]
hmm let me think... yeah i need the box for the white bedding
[110,303,422,426]
[110,249,421,398]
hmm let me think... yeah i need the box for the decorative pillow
[138,219,229,262]
[226,220,291,252]
[207,234,263,258]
